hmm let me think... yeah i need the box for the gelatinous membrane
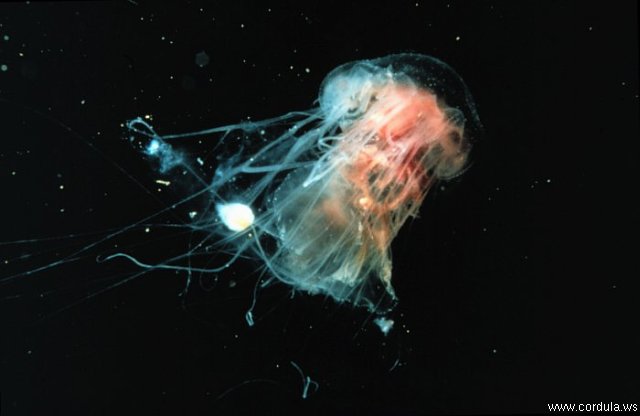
[125,53,482,315]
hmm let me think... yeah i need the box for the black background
[0,1,638,415]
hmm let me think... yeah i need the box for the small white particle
[455,36,461,41]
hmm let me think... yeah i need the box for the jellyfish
[119,53,481,318]
[2,53,481,325]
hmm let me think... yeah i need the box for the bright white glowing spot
[217,203,255,232]
[374,317,394,335]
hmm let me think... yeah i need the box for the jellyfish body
[126,53,481,315]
